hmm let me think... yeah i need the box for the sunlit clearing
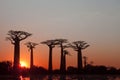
[20,61,28,68]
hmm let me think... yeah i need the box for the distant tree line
[0,61,120,75]
[0,30,119,75]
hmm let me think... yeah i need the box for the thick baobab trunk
[84,58,87,68]
[60,45,64,72]
[13,41,20,73]
[48,47,53,73]
[30,48,33,69]
[78,49,83,72]
[63,54,66,73]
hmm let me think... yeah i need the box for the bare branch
[63,50,71,56]
[7,30,32,41]
[70,40,90,51]
[19,31,32,41]
[6,37,15,44]
[81,44,90,49]
[41,39,57,48]
[63,45,70,49]
[68,43,78,51]
[25,42,38,49]
[55,39,68,43]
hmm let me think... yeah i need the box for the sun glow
[20,61,28,68]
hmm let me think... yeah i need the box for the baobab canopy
[6,30,32,44]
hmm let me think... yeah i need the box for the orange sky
[0,0,120,69]
[0,38,120,69]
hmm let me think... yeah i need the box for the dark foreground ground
[0,74,120,80]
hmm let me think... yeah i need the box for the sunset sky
[0,0,120,69]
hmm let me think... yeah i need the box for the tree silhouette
[25,42,38,69]
[6,30,32,73]
[55,39,68,72]
[0,61,12,75]
[41,40,57,73]
[63,50,70,73]
[69,41,89,72]
[83,56,87,68]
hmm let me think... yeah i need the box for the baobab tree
[70,41,89,72]
[83,56,87,68]
[41,40,57,73]
[6,30,32,73]
[55,39,68,72]
[25,42,38,69]
[63,50,70,73]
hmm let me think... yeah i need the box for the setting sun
[20,61,28,68]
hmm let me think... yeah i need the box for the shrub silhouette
[0,61,12,75]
